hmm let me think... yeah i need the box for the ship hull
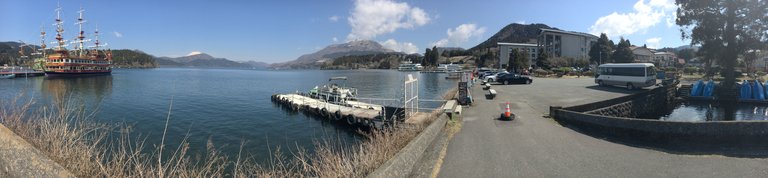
[45,71,111,77]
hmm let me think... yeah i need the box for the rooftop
[497,42,538,47]
[539,28,598,39]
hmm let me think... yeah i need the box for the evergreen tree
[677,0,768,89]
[518,49,530,71]
[430,46,439,66]
[423,48,431,66]
[507,49,518,72]
[588,33,614,65]
[535,49,551,69]
[506,49,530,73]
[612,38,635,63]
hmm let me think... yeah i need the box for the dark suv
[496,74,533,85]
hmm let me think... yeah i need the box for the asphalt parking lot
[438,77,768,177]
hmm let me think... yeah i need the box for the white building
[630,46,654,63]
[498,42,538,69]
[653,51,678,68]
[537,28,598,60]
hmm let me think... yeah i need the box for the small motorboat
[0,73,15,79]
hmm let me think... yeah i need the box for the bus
[595,63,656,90]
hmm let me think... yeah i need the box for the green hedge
[684,67,699,74]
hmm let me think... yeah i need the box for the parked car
[480,71,496,78]
[484,72,509,83]
[497,74,533,85]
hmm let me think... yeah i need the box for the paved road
[438,77,768,177]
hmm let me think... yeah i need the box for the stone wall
[585,86,676,118]
[368,114,449,178]
[549,86,768,149]
[0,124,73,177]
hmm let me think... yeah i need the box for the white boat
[0,73,15,79]
[445,71,462,79]
[0,67,16,79]
[309,77,358,103]
[437,63,462,72]
[398,61,423,71]
[307,77,383,111]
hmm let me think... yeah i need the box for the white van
[595,63,657,89]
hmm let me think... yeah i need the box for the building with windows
[630,46,654,63]
[537,28,598,60]
[653,51,678,67]
[498,42,538,69]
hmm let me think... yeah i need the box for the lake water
[660,102,768,122]
[0,68,458,163]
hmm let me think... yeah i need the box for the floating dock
[271,93,397,128]
[0,71,44,78]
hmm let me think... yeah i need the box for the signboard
[458,82,468,105]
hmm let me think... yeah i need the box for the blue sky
[1,0,689,63]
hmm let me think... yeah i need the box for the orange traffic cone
[504,102,511,118]
[501,102,514,120]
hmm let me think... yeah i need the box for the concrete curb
[550,86,768,143]
[367,114,449,178]
[0,124,74,177]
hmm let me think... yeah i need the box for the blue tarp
[740,80,753,100]
[691,80,704,96]
[703,80,715,97]
[755,80,766,100]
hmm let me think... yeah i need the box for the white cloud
[346,0,431,41]
[431,23,486,47]
[645,37,662,49]
[381,39,418,54]
[329,15,339,22]
[332,37,338,42]
[113,31,123,38]
[589,0,677,38]
[665,12,677,28]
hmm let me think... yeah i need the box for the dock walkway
[271,94,386,128]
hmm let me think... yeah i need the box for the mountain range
[4,23,698,70]
[469,23,557,52]
[156,52,269,69]
[270,40,399,69]
[271,23,559,69]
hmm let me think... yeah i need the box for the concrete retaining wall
[585,86,676,118]
[550,86,768,142]
[368,114,449,178]
[551,108,768,137]
[0,124,73,177]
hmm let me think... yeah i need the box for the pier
[271,93,392,128]
[270,74,448,128]
[0,71,45,78]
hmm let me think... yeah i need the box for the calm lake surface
[0,68,458,163]
[660,102,768,122]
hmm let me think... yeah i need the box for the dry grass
[0,95,236,177]
[0,86,457,177]
[245,88,454,177]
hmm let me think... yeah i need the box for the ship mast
[75,7,87,57]
[39,24,47,56]
[93,25,100,54]
[54,4,65,51]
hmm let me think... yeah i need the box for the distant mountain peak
[176,52,214,61]
[270,40,398,69]
[186,51,204,56]
[156,52,249,68]
[469,23,557,51]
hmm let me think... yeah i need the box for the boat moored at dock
[42,5,112,77]
[397,61,423,71]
